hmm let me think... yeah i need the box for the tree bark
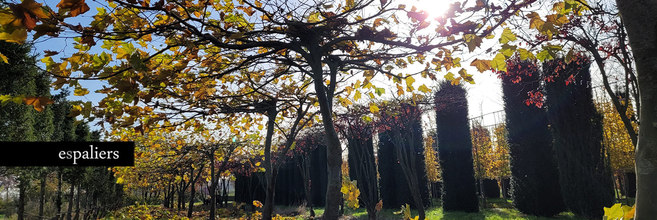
[615,1,657,218]
[66,183,74,220]
[56,170,63,220]
[17,179,25,220]
[188,164,204,218]
[307,52,342,220]
[209,151,217,220]
[74,184,80,220]
[262,106,277,220]
[39,173,46,220]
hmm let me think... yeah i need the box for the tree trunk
[17,179,25,220]
[615,1,657,218]
[310,58,342,220]
[221,179,227,207]
[56,170,63,220]
[74,184,80,220]
[188,166,196,218]
[39,173,46,220]
[262,105,277,220]
[66,183,74,220]
[209,153,217,220]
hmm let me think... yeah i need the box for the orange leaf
[57,0,90,17]
[23,96,54,112]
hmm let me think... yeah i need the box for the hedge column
[544,58,614,219]
[501,60,565,216]
[434,82,478,212]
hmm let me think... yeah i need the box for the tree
[434,81,478,212]
[597,100,636,174]
[337,108,379,220]
[512,1,639,147]
[500,59,565,216]
[0,40,54,220]
[491,124,511,198]
[544,57,614,219]
[1,0,539,217]
[376,102,429,219]
[609,2,657,217]
[470,122,491,203]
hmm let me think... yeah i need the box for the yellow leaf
[74,87,89,96]
[499,28,517,44]
[0,27,28,43]
[346,0,355,9]
[0,53,8,63]
[252,200,263,208]
[624,205,636,219]
[308,12,321,23]
[369,103,379,114]
[470,59,492,73]
[116,177,124,184]
[354,90,361,101]
[405,76,415,88]
[491,53,507,72]
[418,84,430,93]
[603,203,624,219]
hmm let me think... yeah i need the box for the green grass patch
[290,199,586,220]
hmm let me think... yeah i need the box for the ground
[101,198,588,220]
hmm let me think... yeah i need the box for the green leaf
[500,44,517,58]
[491,53,507,72]
[499,28,517,44]
[375,87,385,96]
[565,49,574,63]
[536,50,552,61]
[128,53,147,71]
[0,94,11,104]
[517,48,535,60]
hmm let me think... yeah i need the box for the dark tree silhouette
[544,57,614,219]
[434,82,478,212]
[500,60,565,216]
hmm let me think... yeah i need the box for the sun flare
[412,0,451,19]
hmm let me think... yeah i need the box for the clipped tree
[434,82,478,212]
[500,60,565,216]
[377,102,429,219]
[491,124,511,198]
[543,57,614,219]
[338,107,379,220]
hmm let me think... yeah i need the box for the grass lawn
[281,199,585,220]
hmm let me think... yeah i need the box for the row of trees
[0,41,123,220]
[1,0,655,218]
